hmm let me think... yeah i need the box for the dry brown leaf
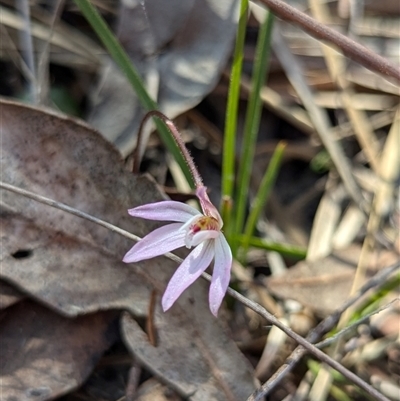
[0,301,117,401]
[122,311,256,401]
[0,100,164,317]
[0,209,153,316]
[0,280,24,310]
[88,0,240,155]
[266,245,398,316]
[0,100,255,399]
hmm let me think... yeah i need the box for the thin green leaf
[235,11,275,237]
[240,141,286,257]
[349,272,400,324]
[221,0,249,226]
[234,234,306,258]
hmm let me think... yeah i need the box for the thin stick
[146,289,158,347]
[247,262,399,400]
[238,285,391,400]
[257,0,400,82]
[0,181,392,401]
[316,298,399,350]
[0,182,142,244]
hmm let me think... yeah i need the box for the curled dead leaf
[88,0,240,156]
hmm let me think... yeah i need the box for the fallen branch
[257,0,400,82]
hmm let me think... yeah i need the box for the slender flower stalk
[124,112,232,316]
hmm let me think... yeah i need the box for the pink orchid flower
[123,186,232,316]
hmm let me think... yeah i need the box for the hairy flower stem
[133,111,204,189]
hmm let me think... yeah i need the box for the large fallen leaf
[0,301,117,401]
[0,100,163,317]
[122,309,256,401]
[88,0,239,155]
[0,100,255,399]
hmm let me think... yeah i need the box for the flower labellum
[123,186,232,316]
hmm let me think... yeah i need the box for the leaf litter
[266,245,399,317]
[1,0,399,399]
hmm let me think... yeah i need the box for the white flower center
[183,215,220,248]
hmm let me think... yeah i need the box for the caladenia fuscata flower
[123,186,232,316]
[123,111,232,316]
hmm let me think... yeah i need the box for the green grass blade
[234,234,307,258]
[73,0,194,187]
[221,0,249,225]
[349,272,400,324]
[240,141,286,257]
[235,11,275,236]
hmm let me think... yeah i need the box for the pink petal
[196,186,223,227]
[209,234,232,316]
[128,201,201,222]
[123,223,185,263]
[162,240,215,312]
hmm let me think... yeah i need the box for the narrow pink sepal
[162,240,215,312]
[209,234,232,316]
[196,186,223,227]
[123,223,185,263]
[128,201,201,223]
